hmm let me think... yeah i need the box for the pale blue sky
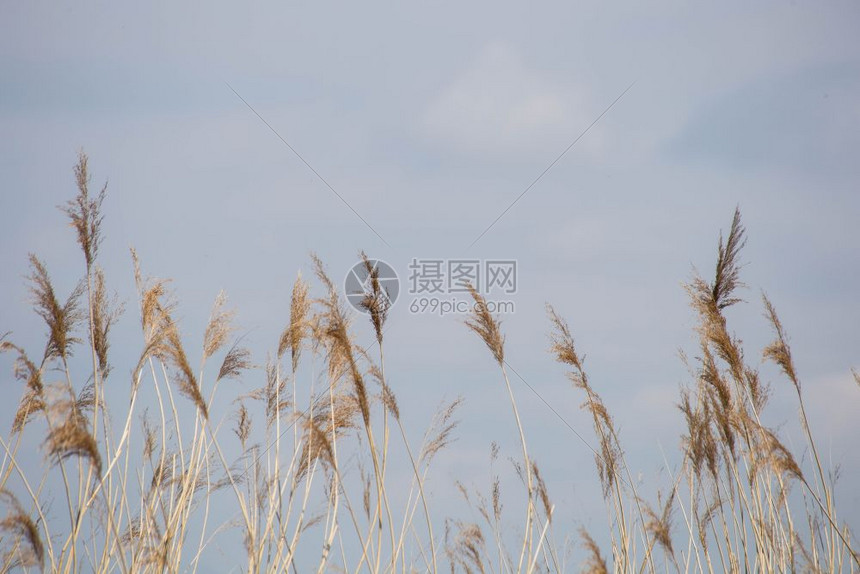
[2,1,859,569]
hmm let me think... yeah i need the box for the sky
[2,1,860,570]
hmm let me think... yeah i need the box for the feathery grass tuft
[278,273,311,373]
[579,528,609,574]
[203,291,235,360]
[27,255,85,363]
[217,343,252,382]
[464,284,504,366]
[0,490,44,569]
[45,408,102,476]
[64,151,107,270]
[358,251,390,345]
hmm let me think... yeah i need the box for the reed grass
[0,154,856,573]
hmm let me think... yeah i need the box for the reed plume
[278,272,311,373]
[27,255,84,363]
[0,490,44,569]
[63,151,106,271]
[465,284,504,365]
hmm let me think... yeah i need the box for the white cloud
[422,42,606,160]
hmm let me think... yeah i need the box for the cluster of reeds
[424,212,858,573]
[0,154,459,572]
[0,155,856,573]
[540,209,859,574]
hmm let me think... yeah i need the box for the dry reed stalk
[465,284,543,573]
[131,252,209,419]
